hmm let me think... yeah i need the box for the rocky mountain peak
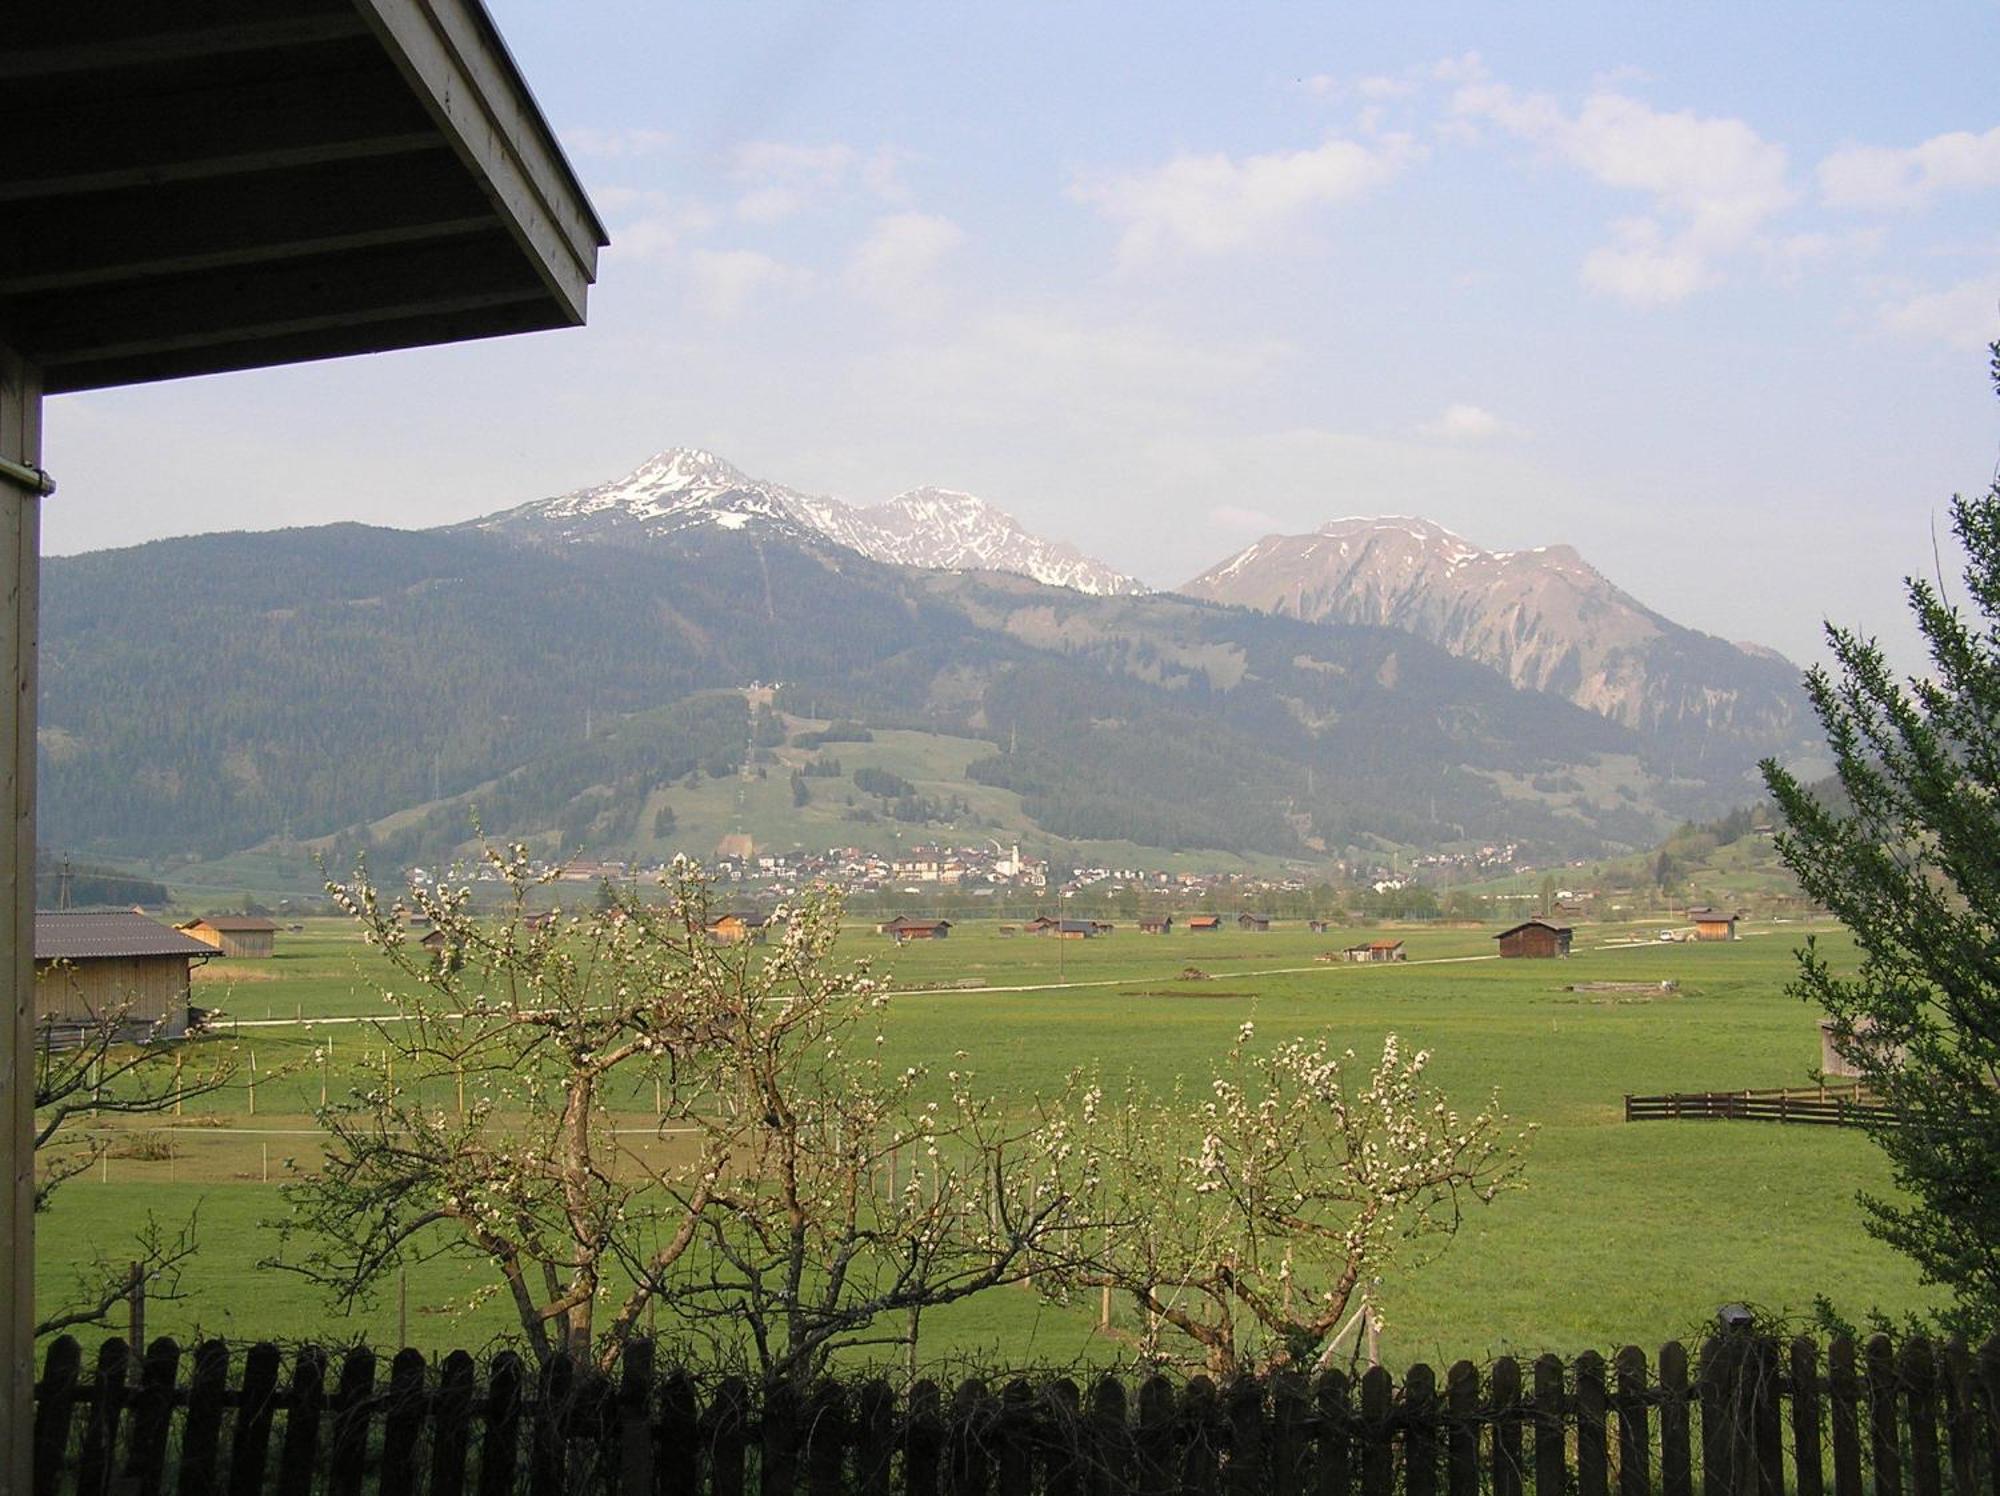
[1182,514,1809,754]
[468,452,1145,596]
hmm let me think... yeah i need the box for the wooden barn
[35,911,217,1045]
[180,914,278,959]
[1238,913,1272,932]
[1686,907,1740,942]
[1345,939,1406,963]
[881,916,952,943]
[706,912,769,946]
[1187,915,1222,933]
[1495,917,1573,959]
[1138,916,1174,935]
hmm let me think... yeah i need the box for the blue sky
[44,2,2000,670]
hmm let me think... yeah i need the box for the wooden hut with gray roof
[34,910,218,1046]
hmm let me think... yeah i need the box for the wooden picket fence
[1624,1085,1895,1128]
[31,1330,2000,1496]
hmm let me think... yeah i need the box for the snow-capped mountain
[1183,515,1815,756]
[471,449,1145,596]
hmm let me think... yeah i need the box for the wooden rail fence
[31,1330,2000,1496]
[1624,1084,1895,1128]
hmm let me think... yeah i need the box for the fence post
[1940,1339,1978,1496]
[854,1380,898,1496]
[1574,1350,1609,1496]
[75,1338,129,1496]
[1179,1376,1220,1496]
[327,1347,378,1496]
[176,1341,231,1496]
[1268,1372,1308,1496]
[123,1338,180,1496]
[1443,1361,1477,1496]
[903,1380,943,1496]
[605,1340,650,1496]
[1827,1336,1863,1496]
[1614,1346,1650,1496]
[226,1343,282,1496]
[31,1336,82,1496]
[429,1351,477,1496]
[656,1369,701,1496]
[1789,1336,1825,1496]
[1134,1376,1173,1496]
[1902,1338,1942,1496]
[477,1353,525,1496]
[1867,1334,1903,1496]
[1403,1362,1438,1496]
[529,1352,571,1496]
[949,1379,995,1496]
[1313,1369,1352,1496]
[997,1378,1034,1496]
[1657,1341,1692,1496]
[1753,1336,1784,1496]
[1358,1365,1393,1496]
[274,1346,328,1496]
[1532,1355,1567,1496]
[807,1379,849,1496]
[380,1348,427,1496]
[764,1376,803,1496]
[1979,1338,2000,1496]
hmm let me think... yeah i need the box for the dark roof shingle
[36,911,217,962]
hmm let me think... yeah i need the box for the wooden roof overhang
[0,0,608,394]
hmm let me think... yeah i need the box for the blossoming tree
[276,847,1080,1385]
[1037,1025,1531,1375]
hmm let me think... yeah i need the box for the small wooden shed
[1495,917,1573,959]
[706,912,768,946]
[1686,907,1740,942]
[1186,915,1222,933]
[1346,939,1406,963]
[35,910,217,1045]
[881,916,952,943]
[181,914,279,959]
[1138,916,1174,935]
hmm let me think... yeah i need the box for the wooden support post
[0,345,40,1496]
[248,1048,257,1116]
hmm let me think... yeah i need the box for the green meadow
[33,913,1936,1370]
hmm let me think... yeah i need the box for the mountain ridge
[1180,514,1818,775]
[470,447,1147,597]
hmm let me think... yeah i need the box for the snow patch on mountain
[474,449,1145,596]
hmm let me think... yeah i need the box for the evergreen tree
[1762,344,2000,1332]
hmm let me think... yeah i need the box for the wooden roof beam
[0,13,371,81]
[0,64,441,202]
[19,234,548,374]
[0,155,499,295]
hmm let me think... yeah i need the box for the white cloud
[1878,273,2000,350]
[687,249,813,319]
[1072,137,1415,263]
[1820,127,2000,210]
[1454,82,1795,303]
[1421,403,1509,441]
[727,141,908,222]
[1210,504,1283,532]
[562,126,674,159]
[847,212,965,313]
[1357,75,1417,101]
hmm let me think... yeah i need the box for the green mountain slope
[40,522,1795,869]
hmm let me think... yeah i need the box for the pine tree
[1762,343,2000,1333]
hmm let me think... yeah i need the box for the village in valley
[12,6,2000,1494]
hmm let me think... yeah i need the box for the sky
[40,2,2000,670]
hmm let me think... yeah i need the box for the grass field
[33,912,1937,1371]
